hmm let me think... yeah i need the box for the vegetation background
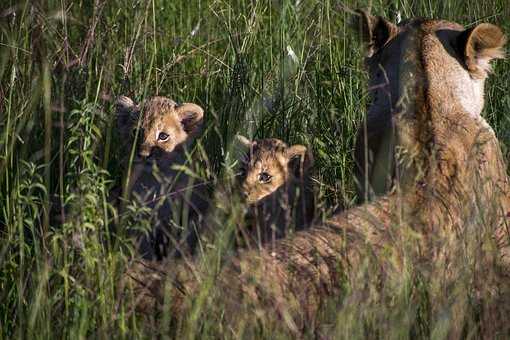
[1,0,509,338]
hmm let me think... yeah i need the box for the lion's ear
[286,144,307,160]
[286,144,312,177]
[176,103,204,135]
[353,9,398,57]
[235,135,253,149]
[115,96,139,131]
[458,23,507,78]
[234,135,255,166]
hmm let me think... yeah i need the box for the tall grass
[1,0,509,338]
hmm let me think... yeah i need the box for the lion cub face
[116,96,204,163]
[237,137,309,204]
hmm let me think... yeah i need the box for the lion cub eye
[258,172,272,183]
[158,132,169,142]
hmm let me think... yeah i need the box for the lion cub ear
[116,95,140,132]
[286,144,307,160]
[235,135,254,148]
[458,23,507,78]
[176,103,204,135]
[234,135,255,166]
[286,144,312,177]
[353,9,399,57]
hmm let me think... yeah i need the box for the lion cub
[236,136,315,246]
[116,96,209,260]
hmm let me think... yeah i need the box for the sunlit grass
[1,0,509,338]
